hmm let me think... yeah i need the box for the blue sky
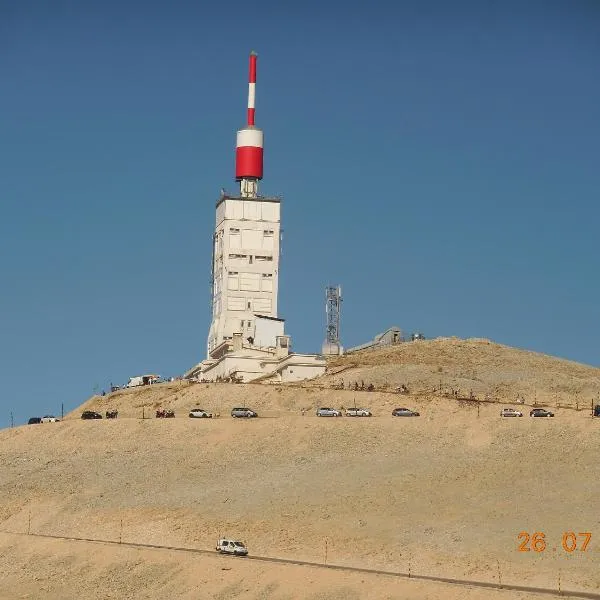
[1,1,599,427]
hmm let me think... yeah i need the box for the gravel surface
[1,337,599,598]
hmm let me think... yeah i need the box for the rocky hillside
[322,337,600,408]
[1,337,599,599]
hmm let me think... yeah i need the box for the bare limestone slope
[322,337,600,407]
[1,337,599,599]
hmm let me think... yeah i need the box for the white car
[500,408,523,417]
[345,407,372,417]
[316,407,342,417]
[216,539,248,556]
[189,408,213,418]
[41,415,60,423]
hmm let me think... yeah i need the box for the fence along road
[2,530,599,600]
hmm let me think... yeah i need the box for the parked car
[316,407,342,417]
[41,415,60,423]
[530,408,554,417]
[81,411,102,420]
[27,417,42,425]
[231,407,257,418]
[392,407,420,417]
[189,408,213,418]
[156,409,175,418]
[216,539,248,556]
[345,407,372,417]
[500,408,523,417]
[594,405,600,417]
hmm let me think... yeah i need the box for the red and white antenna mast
[235,51,264,198]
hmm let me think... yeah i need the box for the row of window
[228,254,273,262]
[228,272,272,277]
[212,297,273,316]
[227,297,272,312]
[230,228,274,235]
[213,273,273,295]
[229,274,272,293]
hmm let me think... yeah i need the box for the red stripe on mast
[249,52,257,83]
[247,52,257,126]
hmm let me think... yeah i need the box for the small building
[126,374,160,388]
[346,327,403,354]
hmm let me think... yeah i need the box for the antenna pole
[247,51,257,126]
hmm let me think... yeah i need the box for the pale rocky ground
[1,338,599,599]
[0,532,535,600]
[323,337,600,408]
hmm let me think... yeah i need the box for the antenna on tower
[235,52,264,198]
[322,285,343,356]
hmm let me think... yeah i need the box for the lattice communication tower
[322,285,343,356]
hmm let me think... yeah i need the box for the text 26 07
[517,532,592,553]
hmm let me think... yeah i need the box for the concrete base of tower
[322,341,344,356]
[183,351,326,384]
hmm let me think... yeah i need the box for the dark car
[529,408,554,418]
[594,405,600,417]
[28,417,42,424]
[156,409,175,418]
[392,407,420,417]
[81,410,103,420]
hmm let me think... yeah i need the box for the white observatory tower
[206,52,282,359]
[184,52,326,384]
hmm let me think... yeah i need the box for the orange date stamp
[517,531,592,553]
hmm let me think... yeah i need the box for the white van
[216,539,248,556]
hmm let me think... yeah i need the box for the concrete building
[346,326,403,354]
[206,195,281,358]
[185,52,326,383]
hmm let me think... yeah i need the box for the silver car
[231,407,257,418]
[345,407,372,417]
[392,407,420,417]
[316,407,342,417]
[500,408,523,417]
